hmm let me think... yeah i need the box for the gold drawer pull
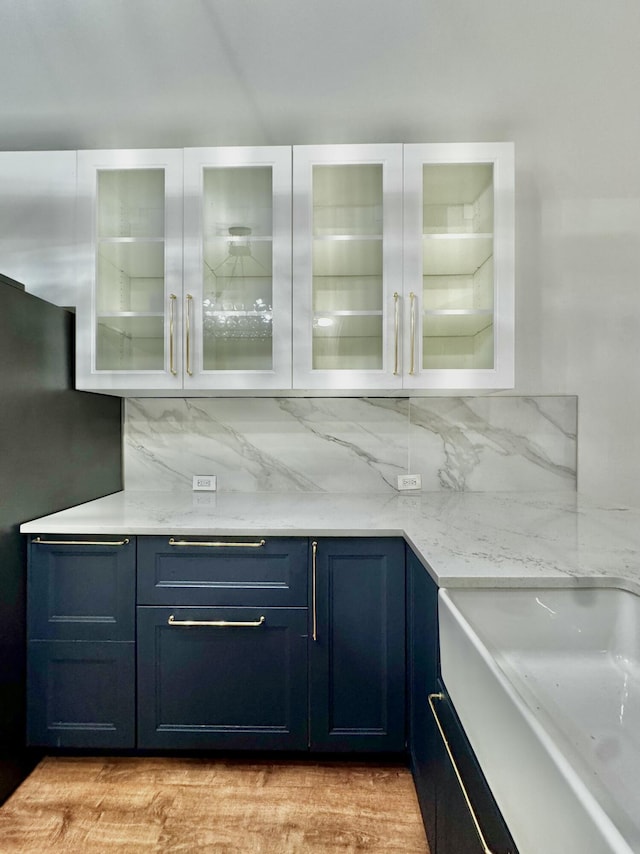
[168,538,266,548]
[168,615,266,628]
[428,692,502,854]
[311,540,318,642]
[393,291,400,376]
[33,537,130,547]
[169,293,178,376]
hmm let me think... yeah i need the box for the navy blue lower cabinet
[309,538,405,752]
[27,640,135,749]
[137,607,308,750]
[431,685,519,854]
[26,535,136,749]
[407,546,439,853]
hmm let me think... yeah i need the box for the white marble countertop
[20,490,640,594]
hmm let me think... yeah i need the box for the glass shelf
[95,315,164,372]
[423,309,493,338]
[422,237,493,277]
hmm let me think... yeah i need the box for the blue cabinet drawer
[137,536,308,606]
[28,535,135,641]
[137,606,308,750]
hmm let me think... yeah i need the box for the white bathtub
[439,586,640,854]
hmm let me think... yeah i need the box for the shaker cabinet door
[309,538,405,751]
[27,640,135,749]
[137,606,308,750]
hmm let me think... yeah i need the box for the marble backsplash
[124,396,577,493]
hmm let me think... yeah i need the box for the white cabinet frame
[76,149,184,393]
[183,146,292,391]
[292,144,404,390]
[403,142,514,390]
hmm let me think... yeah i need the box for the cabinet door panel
[403,142,514,390]
[433,686,519,854]
[292,144,404,390]
[137,536,307,606]
[183,146,292,390]
[76,148,184,392]
[28,537,135,641]
[310,538,405,751]
[137,607,308,750]
[27,641,135,749]
[407,547,439,854]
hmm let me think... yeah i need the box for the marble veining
[124,396,576,494]
[125,397,409,493]
[409,397,576,491]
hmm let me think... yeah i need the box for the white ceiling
[1,0,639,194]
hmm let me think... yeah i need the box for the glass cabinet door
[403,143,514,389]
[293,145,403,389]
[76,149,184,392]
[183,147,292,390]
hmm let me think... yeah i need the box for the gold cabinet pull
[428,693,500,854]
[169,293,177,376]
[168,537,266,548]
[185,293,193,376]
[311,540,318,642]
[393,292,400,376]
[168,614,266,628]
[409,291,416,376]
[33,537,130,546]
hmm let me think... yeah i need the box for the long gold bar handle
[311,540,318,642]
[393,292,400,376]
[169,293,177,376]
[168,538,266,548]
[409,291,416,376]
[185,293,193,376]
[168,615,266,628]
[33,537,130,547]
[428,693,500,854]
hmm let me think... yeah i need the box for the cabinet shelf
[422,239,493,277]
[313,234,382,241]
[423,310,493,338]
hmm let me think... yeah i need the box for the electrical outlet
[396,473,422,491]
[193,475,217,491]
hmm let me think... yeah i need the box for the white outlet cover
[192,475,217,491]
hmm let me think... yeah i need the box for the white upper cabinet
[76,149,184,392]
[403,142,514,389]
[292,144,404,390]
[74,143,514,395]
[76,147,291,394]
[183,146,292,390]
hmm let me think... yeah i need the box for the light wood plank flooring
[0,756,430,853]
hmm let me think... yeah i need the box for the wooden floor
[0,756,430,853]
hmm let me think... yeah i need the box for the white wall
[2,0,638,504]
